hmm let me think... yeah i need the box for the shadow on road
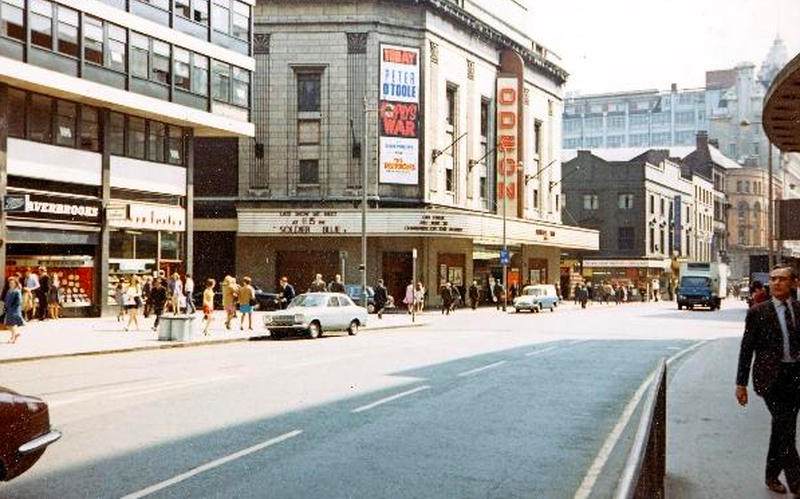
[4,339,693,499]
[646,305,746,323]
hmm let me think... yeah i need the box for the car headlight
[263,315,273,324]
[677,295,685,300]
[293,314,305,324]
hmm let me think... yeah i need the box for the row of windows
[736,179,763,195]
[98,0,250,54]
[0,0,250,108]
[583,193,635,211]
[7,86,187,165]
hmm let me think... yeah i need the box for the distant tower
[758,35,789,89]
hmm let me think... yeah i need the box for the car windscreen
[681,276,710,287]
[288,295,327,308]
[523,288,543,296]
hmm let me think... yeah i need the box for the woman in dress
[5,277,24,344]
[125,276,143,331]
[47,273,61,319]
[402,281,414,314]
[201,278,216,336]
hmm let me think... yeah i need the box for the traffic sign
[500,250,510,266]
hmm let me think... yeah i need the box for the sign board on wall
[673,195,682,254]
[4,193,102,224]
[379,44,420,185]
[496,77,519,215]
[107,203,186,232]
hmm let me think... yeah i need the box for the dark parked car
[344,285,394,314]
[0,386,60,481]
[192,286,280,311]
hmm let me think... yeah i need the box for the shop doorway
[276,251,339,293]
[381,252,413,306]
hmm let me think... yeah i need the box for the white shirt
[772,297,798,363]
[185,277,194,294]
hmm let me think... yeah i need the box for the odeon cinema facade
[193,0,598,305]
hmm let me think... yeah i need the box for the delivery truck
[677,262,728,311]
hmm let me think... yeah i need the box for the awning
[764,51,800,152]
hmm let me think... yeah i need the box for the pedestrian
[185,274,196,314]
[578,285,589,309]
[374,279,388,319]
[309,273,327,293]
[171,272,184,315]
[201,278,216,335]
[278,276,295,309]
[493,281,505,310]
[415,282,426,313]
[510,284,518,302]
[149,278,168,332]
[222,275,239,330]
[114,280,126,322]
[125,276,142,332]
[22,268,39,322]
[328,274,346,294]
[440,282,454,315]
[614,284,621,305]
[4,276,24,344]
[469,280,480,310]
[403,281,414,314]
[142,276,153,318]
[36,267,50,320]
[652,278,661,302]
[238,276,255,331]
[47,273,61,319]
[736,265,800,495]
[752,280,769,307]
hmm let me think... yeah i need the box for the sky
[523,0,800,94]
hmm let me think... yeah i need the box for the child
[201,279,216,336]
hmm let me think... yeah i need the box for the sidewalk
[667,336,775,498]
[0,310,428,364]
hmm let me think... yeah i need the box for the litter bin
[157,315,196,341]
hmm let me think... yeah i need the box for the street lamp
[361,97,369,310]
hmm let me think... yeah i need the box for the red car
[0,386,60,481]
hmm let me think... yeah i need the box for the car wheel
[308,321,321,339]
[269,330,283,340]
[515,308,520,313]
[677,304,683,310]
[367,303,375,314]
[348,320,359,336]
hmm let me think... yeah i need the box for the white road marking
[120,430,302,499]
[573,340,708,499]
[570,340,590,345]
[457,360,507,377]
[351,385,431,413]
[525,346,558,357]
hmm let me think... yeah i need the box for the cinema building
[194,0,598,303]
[0,0,254,315]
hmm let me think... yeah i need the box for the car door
[326,296,344,330]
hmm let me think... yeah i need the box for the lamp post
[361,96,369,310]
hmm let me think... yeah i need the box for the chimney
[696,131,709,150]
[671,83,678,93]
[709,138,720,149]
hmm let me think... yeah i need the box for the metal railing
[615,358,668,499]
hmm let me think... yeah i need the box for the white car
[513,284,560,313]
[263,293,368,339]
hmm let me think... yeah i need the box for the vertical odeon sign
[496,76,519,213]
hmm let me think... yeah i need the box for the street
[1,300,747,499]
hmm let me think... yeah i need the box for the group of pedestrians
[2,267,63,344]
[113,272,195,332]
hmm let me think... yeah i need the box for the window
[232,1,249,40]
[745,180,750,193]
[55,100,76,147]
[151,40,170,85]
[194,0,209,24]
[675,111,694,125]
[660,229,665,255]
[83,16,103,65]
[299,159,319,184]
[127,116,146,159]
[649,227,655,253]
[79,106,100,152]
[167,126,183,165]
[107,24,127,72]
[534,120,542,157]
[175,0,191,17]
[651,112,670,126]
[445,163,454,192]
[618,227,634,251]
[585,136,602,148]
[56,5,77,57]
[480,174,487,199]
[211,60,231,102]
[651,132,670,146]
[607,135,624,148]
[480,99,490,138]
[297,73,321,112]
[629,113,648,128]
[131,33,149,78]
[211,0,230,34]
[660,198,665,216]
[192,54,208,95]
[649,194,654,214]
[29,94,53,143]
[8,88,25,138]
[30,0,53,49]
[608,115,625,129]
[232,66,249,107]
[618,193,634,210]
[139,0,169,9]
[446,85,457,126]
[1,0,25,41]
[736,180,743,193]
[564,138,581,149]
[109,112,125,155]
[146,121,165,162]
[174,47,191,91]
[563,119,581,134]
[584,117,602,129]
[583,194,599,210]
[629,133,648,147]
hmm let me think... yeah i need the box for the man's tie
[785,302,800,358]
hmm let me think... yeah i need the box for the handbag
[249,299,256,306]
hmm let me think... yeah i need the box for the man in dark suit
[737,265,800,494]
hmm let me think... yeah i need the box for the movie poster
[379,44,420,185]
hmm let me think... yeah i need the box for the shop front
[4,190,103,316]
[581,258,670,298]
[107,201,186,306]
